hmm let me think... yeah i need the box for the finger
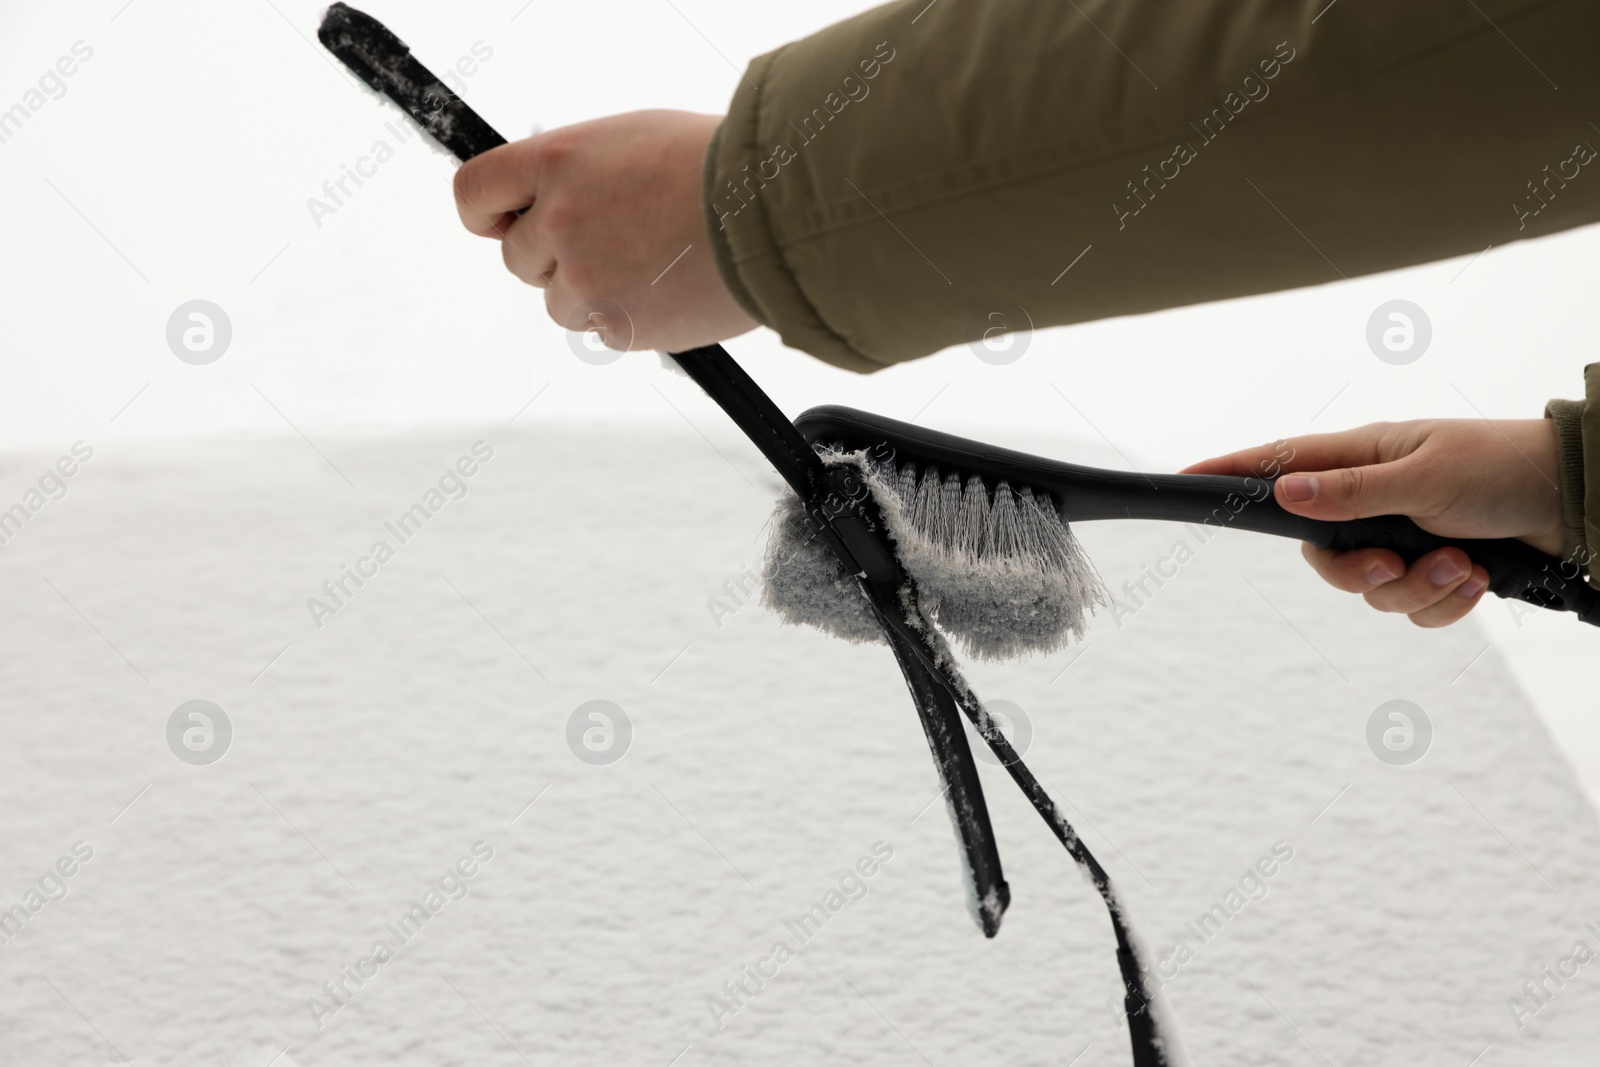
[1363,547,1473,615]
[1272,454,1432,521]
[1180,446,1297,478]
[546,283,637,352]
[1181,424,1398,479]
[1186,423,1431,479]
[454,139,543,237]
[1299,543,1407,594]
[545,278,579,339]
[500,208,556,289]
[1408,563,1489,628]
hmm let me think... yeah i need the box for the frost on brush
[761,449,1108,660]
[760,492,884,646]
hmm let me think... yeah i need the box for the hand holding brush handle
[790,406,1600,649]
[1185,419,1572,628]
[318,2,754,354]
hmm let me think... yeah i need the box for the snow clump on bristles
[761,449,1108,660]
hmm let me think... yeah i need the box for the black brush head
[318,3,506,162]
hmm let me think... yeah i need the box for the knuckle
[1303,546,1366,594]
[543,287,570,328]
[540,200,578,244]
[1410,607,1459,630]
[1334,551,1380,592]
[557,258,591,297]
[1335,466,1365,508]
[1365,583,1425,615]
[501,238,531,279]
[534,127,575,170]
[452,160,482,206]
[1362,590,1394,613]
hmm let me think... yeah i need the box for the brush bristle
[761,492,885,646]
[761,450,1108,660]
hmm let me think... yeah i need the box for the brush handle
[795,405,1600,626]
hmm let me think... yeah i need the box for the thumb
[1275,460,1422,521]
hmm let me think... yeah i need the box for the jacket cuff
[1584,363,1600,576]
[702,48,881,373]
[701,121,766,331]
[1546,363,1600,582]
[1545,397,1586,563]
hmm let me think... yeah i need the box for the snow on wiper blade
[317,2,506,162]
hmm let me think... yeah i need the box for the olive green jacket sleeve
[704,0,1600,372]
[1547,365,1600,584]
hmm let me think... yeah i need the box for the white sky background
[2,0,1597,782]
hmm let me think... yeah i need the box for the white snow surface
[1,422,1597,1067]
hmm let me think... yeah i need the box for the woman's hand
[453,110,758,353]
[1184,420,1565,627]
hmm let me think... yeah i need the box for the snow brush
[770,406,1600,654]
[318,7,1183,1065]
